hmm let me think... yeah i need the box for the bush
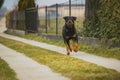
[84,0,120,41]
[98,0,120,40]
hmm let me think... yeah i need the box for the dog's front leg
[65,43,70,55]
[65,40,72,55]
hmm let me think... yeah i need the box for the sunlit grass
[39,18,84,35]
[23,34,120,60]
[78,44,120,60]
[0,36,120,80]
[0,57,18,80]
[23,34,65,47]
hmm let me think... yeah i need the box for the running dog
[62,16,78,55]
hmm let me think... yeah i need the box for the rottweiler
[62,16,78,55]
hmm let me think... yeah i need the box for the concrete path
[0,18,69,80]
[0,44,69,80]
[0,33,120,72]
[0,18,120,79]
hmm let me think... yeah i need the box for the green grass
[23,34,65,46]
[39,18,84,35]
[0,36,120,80]
[78,44,120,60]
[22,34,120,60]
[0,57,18,80]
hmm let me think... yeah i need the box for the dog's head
[63,16,77,28]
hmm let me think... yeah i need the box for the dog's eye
[66,19,68,21]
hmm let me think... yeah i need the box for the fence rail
[6,0,120,47]
[6,0,85,35]
[38,0,85,35]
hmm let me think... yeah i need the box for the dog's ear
[63,16,69,21]
[72,16,77,21]
[63,16,77,21]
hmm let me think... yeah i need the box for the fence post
[56,4,58,35]
[37,5,39,34]
[69,0,71,16]
[45,6,48,33]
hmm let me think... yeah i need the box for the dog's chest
[65,27,75,36]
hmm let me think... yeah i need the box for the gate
[25,8,39,33]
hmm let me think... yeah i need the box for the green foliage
[5,11,25,30]
[98,0,120,40]
[18,0,36,11]
[84,0,120,41]
[5,11,13,28]
[0,0,4,9]
[84,0,100,38]
[5,11,10,28]
[39,18,83,35]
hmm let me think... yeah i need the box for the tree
[83,0,120,40]
[97,0,120,40]
[84,0,101,38]
[0,0,4,9]
[18,0,36,11]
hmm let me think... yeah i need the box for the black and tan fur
[62,16,78,55]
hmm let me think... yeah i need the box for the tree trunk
[0,0,4,9]
[84,0,101,37]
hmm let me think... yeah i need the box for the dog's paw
[67,52,70,55]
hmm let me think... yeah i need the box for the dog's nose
[68,21,71,23]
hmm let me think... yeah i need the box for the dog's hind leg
[73,42,78,52]
[72,39,78,52]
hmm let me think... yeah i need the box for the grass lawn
[0,57,18,80]
[0,36,120,80]
[39,18,83,35]
[23,34,120,60]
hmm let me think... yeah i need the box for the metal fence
[38,0,85,35]
[6,0,85,35]
[25,8,39,33]
[6,0,120,47]
[6,7,39,34]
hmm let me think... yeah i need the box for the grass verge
[0,36,120,80]
[0,57,18,80]
[23,34,120,60]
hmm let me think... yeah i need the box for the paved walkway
[1,33,120,72]
[0,44,69,80]
[0,18,120,80]
[0,18,69,80]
